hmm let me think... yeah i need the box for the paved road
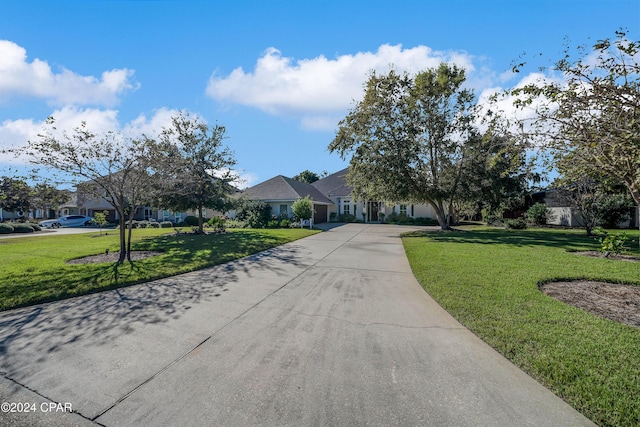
[0,224,593,426]
[0,227,104,239]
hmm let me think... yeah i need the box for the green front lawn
[403,227,640,427]
[0,227,318,311]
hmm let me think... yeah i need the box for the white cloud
[206,44,477,130]
[0,40,139,107]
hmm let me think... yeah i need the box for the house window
[163,210,170,220]
[175,212,182,222]
[343,204,350,215]
[400,204,407,216]
[280,205,288,215]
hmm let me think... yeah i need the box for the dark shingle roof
[312,167,352,197]
[242,175,333,204]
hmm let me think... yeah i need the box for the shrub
[0,224,14,234]
[291,196,313,221]
[289,221,301,228]
[184,215,199,226]
[160,221,174,228]
[414,217,439,226]
[526,203,552,226]
[236,200,271,228]
[594,228,630,255]
[266,220,279,228]
[279,219,291,228]
[329,212,337,222]
[29,223,42,231]
[10,223,34,233]
[505,218,528,229]
[147,221,160,228]
[338,213,356,223]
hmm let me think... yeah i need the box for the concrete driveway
[0,223,593,426]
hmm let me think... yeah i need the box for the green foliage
[160,221,174,228]
[236,200,271,228]
[150,112,237,234]
[0,177,31,213]
[0,224,15,234]
[9,223,34,233]
[403,227,640,426]
[505,218,527,229]
[147,222,160,228]
[594,228,630,255]
[267,220,279,228]
[509,31,640,209]
[338,213,356,223]
[28,223,42,232]
[292,170,321,183]
[184,215,199,226]
[526,203,552,225]
[291,196,313,221]
[330,64,515,230]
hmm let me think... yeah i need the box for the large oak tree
[329,64,479,229]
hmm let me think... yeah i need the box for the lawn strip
[403,227,640,427]
[0,227,318,311]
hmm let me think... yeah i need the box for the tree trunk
[118,215,127,263]
[430,200,451,230]
[198,205,204,234]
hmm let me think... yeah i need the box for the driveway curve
[0,223,593,426]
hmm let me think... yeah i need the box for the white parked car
[39,215,94,229]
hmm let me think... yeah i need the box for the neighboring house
[0,208,25,221]
[532,189,639,228]
[241,168,439,223]
[241,175,334,223]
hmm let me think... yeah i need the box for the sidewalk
[0,223,594,426]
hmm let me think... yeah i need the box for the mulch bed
[541,281,640,328]
[67,251,162,264]
[575,251,640,262]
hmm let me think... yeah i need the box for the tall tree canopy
[151,112,237,233]
[329,64,480,229]
[292,170,322,184]
[510,31,640,210]
[0,177,31,214]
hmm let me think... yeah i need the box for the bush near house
[0,224,14,234]
[160,221,173,228]
[184,216,200,226]
[9,223,34,233]
[526,203,553,225]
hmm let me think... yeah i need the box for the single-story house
[240,175,334,223]
[312,168,439,222]
[241,168,440,223]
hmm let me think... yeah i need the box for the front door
[367,201,379,222]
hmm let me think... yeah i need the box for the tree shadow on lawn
[402,228,601,252]
[0,233,307,362]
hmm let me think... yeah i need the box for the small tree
[291,196,313,228]
[23,118,155,263]
[93,210,109,235]
[526,203,553,226]
[150,112,237,234]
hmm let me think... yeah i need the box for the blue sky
[1,0,638,188]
